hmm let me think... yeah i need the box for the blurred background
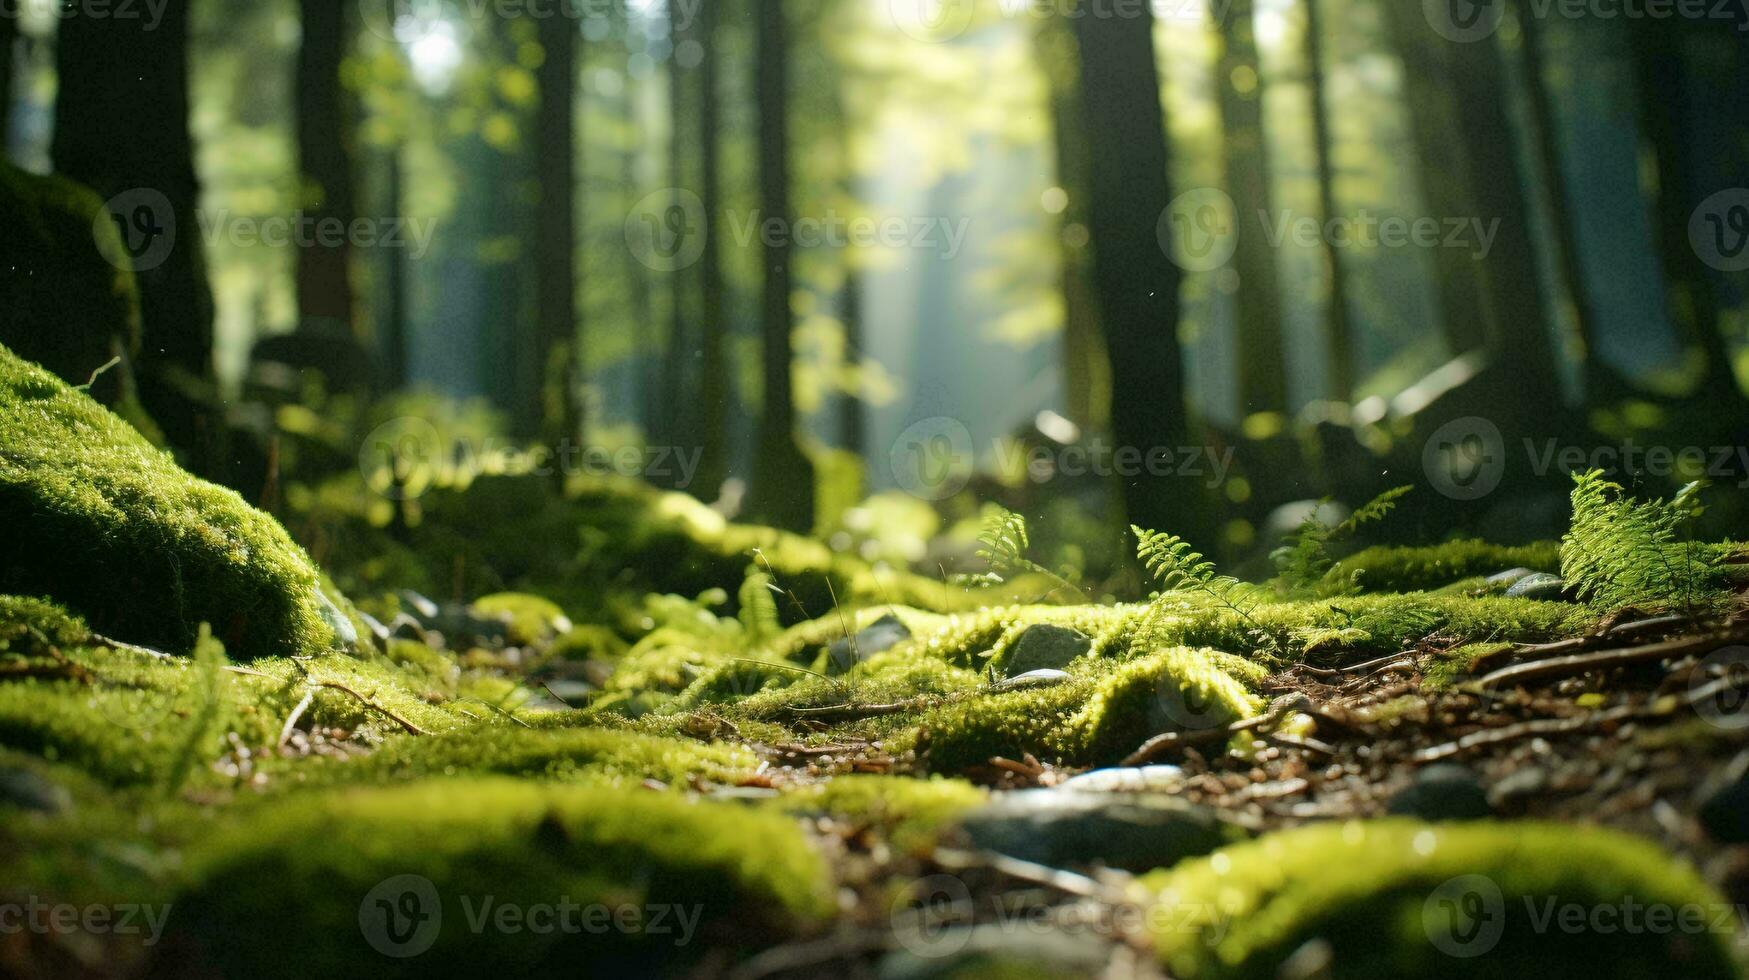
[2,0,1747,596]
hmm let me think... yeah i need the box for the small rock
[316,591,359,649]
[356,610,392,646]
[1003,624,1093,677]
[1488,766,1549,806]
[1388,764,1492,821]
[397,589,440,622]
[1697,750,1749,843]
[826,614,912,675]
[388,613,428,643]
[958,788,1236,872]
[0,767,72,814]
[1484,567,1537,590]
[990,668,1072,693]
[1058,765,1186,794]
[1505,572,1575,602]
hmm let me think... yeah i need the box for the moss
[312,727,757,786]
[774,774,987,852]
[173,778,834,975]
[1324,541,1562,594]
[471,592,572,646]
[0,594,91,650]
[1142,820,1737,980]
[0,344,335,659]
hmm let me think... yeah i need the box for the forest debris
[1477,631,1748,690]
[312,680,427,736]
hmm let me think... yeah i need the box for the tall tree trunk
[1303,0,1355,400]
[53,0,218,470]
[535,8,581,445]
[383,145,410,390]
[1633,22,1743,402]
[839,268,867,459]
[1214,0,1287,414]
[0,14,15,149]
[295,0,357,337]
[655,0,691,480]
[692,0,729,498]
[746,0,815,530]
[1072,1,1197,537]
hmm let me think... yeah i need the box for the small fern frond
[954,505,1083,601]
[737,570,782,648]
[1562,471,1722,616]
[1335,485,1413,537]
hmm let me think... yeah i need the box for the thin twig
[1476,631,1747,690]
[313,681,427,735]
[278,690,314,748]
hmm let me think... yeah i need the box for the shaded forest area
[3,1,1749,977]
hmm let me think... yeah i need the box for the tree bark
[535,7,581,445]
[1303,0,1355,400]
[1071,0,1198,536]
[692,0,729,498]
[295,0,357,337]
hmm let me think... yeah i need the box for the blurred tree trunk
[1633,22,1744,402]
[746,0,815,530]
[53,0,219,470]
[839,271,866,458]
[1379,0,1490,359]
[1071,1,1198,536]
[535,9,581,446]
[692,0,729,498]
[295,0,357,337]
[1302,0,1354,401]
[654,0,692,484]
[1037,20,1106,429]
[383,146,409,389]
[1214,0,1287,414]
[0,15,14,147]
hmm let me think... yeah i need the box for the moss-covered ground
[5,363,1749,977]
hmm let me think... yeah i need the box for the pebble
[1505,572,1576,602]
[1386,764,1493,821]
[827,614,912,676]
[958,788,1235,872]
[990,668,1072,693]
[1002,624,1093,677]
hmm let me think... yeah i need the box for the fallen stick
[313,680,427,735]
[1476,631,1748,691]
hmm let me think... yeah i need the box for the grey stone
[990,668,1072,693]
[1387,764,1492,821]
[1003,624,1093,677]
[0,767,72,814]
[1058,765,1186,794]
[826,613,912,676]
[1505,572,1575,602]
[1484,567,1538,590]
[958,788,1237,873]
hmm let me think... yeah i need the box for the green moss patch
[1323,541,1562,595]
[0,344,335,658]
[173,778,835,975]
[313,727,758,787]
[773,774,987,852]
[1142,820,1737,980]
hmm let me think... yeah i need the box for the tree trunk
[1633,22,1743,402]
[535,8,581,445]
[1303,0,1355,400]
[53,0,218,470]
[1214,0,1287,414]
[692,0,729,499]
[1071,1,1197,537]
[295,0,357,337]
[656,0,692,480]
[839,269,866,459]
[383,146,410,390]
[746,0,815,530]
[0,14,15,147]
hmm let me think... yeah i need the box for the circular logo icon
[889,0,976,42]
[625,188,707,273]
[359,417,444,502]
[359,874,442,958]
[890,416,974,501]
[1423,874,1505,958]
[890,873,974,958]
[359,0,447,43]
[95,188,176,274]
[1423,0,1505,43]
[1159,188,1238,273]
[1423,417,1505,501]
[1689,189,1749,274]
[1692,646,1749,731]
[1153,674,1230,732]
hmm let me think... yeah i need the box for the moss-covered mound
[319,727,760,787]
[1323,541,1562,594]
[0,344,334,658]
[1142,820,1738,980]
[172,778,835,975]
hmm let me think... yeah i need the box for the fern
[954,505,1081,602]
[1277,486,1413,591]
[1562,471,1721,617]
[737,570,782,648]
[1132,526,1283,657]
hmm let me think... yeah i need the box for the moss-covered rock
[320,727,759,786]
[1323,541,1562,594]
[774,774,987,853]
[173,778,835,975]
[1142,820,1738,980]
[0,343,334,658]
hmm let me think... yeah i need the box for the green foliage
[1277,486,1413,590]
[1562,471,1724,615]
[1134,526,1281,657]
[0,344,336,658]
[1143,820,1736,980]
[314,727,758,787]
[471,593,571,646]
[1324,540,1563,594]
[956,505,1082,601]
[738,570,783,648]
[161,627,228,796]
[772,774,987,852]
